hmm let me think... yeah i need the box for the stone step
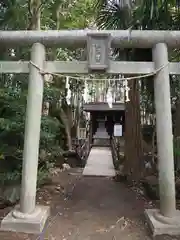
[93,135,110,139]
[93,138,110,147]
[93,128,110,139]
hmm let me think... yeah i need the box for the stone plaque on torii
[87,33,110,72]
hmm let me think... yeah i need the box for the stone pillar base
[1,205,50,234]
[145,209,180,236]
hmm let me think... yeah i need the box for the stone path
[83,147,115,177]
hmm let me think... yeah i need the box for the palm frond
[95,0,133,29]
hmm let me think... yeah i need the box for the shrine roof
[83,102,125,112]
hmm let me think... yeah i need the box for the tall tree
[94,0,180,179]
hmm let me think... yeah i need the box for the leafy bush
[0,78,62,186]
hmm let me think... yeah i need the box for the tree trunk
[174,98,180,136]
[29,0,41,30]
[60,108,73,151]
[173,98,180,170]
[124,79,144,180]
[66,128,73,151]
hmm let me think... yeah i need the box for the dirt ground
[0,168,179,240]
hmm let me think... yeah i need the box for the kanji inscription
[87,33,110,72]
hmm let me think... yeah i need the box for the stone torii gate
[0,30,180,236]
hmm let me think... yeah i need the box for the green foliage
[0,0,94,189]
[0,170,21,186]
[0,83,25,163]
[0,75,61,174]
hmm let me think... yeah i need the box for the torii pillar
[145,43,180,236]
[1,43,50,234]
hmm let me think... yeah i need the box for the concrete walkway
[83,147,115,177]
